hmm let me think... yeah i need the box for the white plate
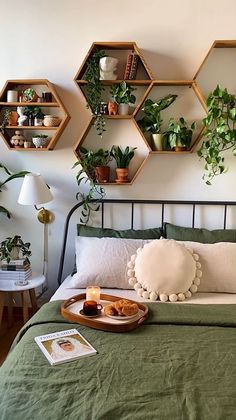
[104,311,140,321]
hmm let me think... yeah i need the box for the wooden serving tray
[61,293,149,333]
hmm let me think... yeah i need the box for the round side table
[0,272,45,327]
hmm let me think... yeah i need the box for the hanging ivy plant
[73,147,107,223]
[198,85,236,184]
[84,49,107,137]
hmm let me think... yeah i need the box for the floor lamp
[18,173,53,286]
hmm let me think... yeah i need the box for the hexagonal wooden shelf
[73,117,151,185]
[0,79,70,151]
[194,40,236,100]
[134,80,207,153]
[74,42,153,116]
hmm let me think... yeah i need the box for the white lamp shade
[18,173,53,205]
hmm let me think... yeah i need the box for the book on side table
[34,329,97,365]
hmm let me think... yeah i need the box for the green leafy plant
[138,94,178,134]
[0,164,29,218]
[84,49,107,137]
[163,117,196,150]
[0,235,31,263]
[32,134,48,138]
[25,106,44,119]
[0,108,11,133]
[73,147,110,223]
[197,85,236,184]
[110,81,136,105]
[111,145,137,168]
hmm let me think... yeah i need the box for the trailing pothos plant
[73,147,107,223]
[0,235,31,263]
[198,85,236,184]
[84,49,107,137]
[0,163,29,218]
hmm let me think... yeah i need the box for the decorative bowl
[32,136,48,148]
[43,115,61,127]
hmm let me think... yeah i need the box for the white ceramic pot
[7,90,18,102]
[152,133,163,151]
[32,136,48,148]
[118,103,129,115]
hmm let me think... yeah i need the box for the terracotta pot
[175,146,187,152]
[108,101,118,115]
[115,168,129,183]
[95,166,110,183]
[8,111,19,126]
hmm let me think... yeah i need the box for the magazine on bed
[34,328,97,365]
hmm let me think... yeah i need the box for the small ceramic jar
[10,131,25,147]
[7,90,18,102]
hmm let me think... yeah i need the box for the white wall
[1,0,236,293]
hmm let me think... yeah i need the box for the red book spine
[129,54,139,80]
[124,54,134,80]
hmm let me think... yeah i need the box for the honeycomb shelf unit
[0,79,70,151]
[134,80,207,154]
[194,40,236,101]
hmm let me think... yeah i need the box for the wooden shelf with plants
[0,79,70,151]
[134,80,207,154]
[73,42,153,186]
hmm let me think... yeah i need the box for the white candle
[7,90,18,102]
[86,286,101,303]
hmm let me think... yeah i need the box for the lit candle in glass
[86,286,101,303]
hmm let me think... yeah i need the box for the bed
[1,199,236,420]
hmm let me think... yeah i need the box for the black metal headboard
[57,198,236,285]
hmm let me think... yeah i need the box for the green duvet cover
[1,301,236,420]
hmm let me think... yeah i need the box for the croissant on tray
[104,299,139,317]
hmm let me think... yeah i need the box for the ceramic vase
[118,104,129,115]
[152,133,163,151]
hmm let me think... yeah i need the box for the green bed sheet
[1,301,236,420]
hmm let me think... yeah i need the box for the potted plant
[163,117,196,151]
[0,163,29,219]
[110,81,136,115]
[111,145,137,183]
[73,151,106,224]
[32,134,49,148]
[79,146,111,183]
[84,49,107,137]
[198,85,236,184]
[0,235,31,263]
[23,88,38,102]
[138,94,178,151]
[33,107,44,126]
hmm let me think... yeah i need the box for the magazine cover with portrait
[34,329,97,365]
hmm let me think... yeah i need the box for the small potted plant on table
[138,94,177,151]
[163,117,196,151]
[111,145,137,183]
[0,235,31,263]
[110,81,136,115]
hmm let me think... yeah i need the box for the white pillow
[127,239,201,302]
[70,237,151,289]
[179,241,236,293]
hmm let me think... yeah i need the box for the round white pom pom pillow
[127,239,201,302]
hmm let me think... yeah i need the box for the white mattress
[51,275,236,304]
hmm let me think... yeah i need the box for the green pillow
[165,222,236,243]
[77,224,163,239]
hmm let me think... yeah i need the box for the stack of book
[0,259,32,281]
[124,53,139,80]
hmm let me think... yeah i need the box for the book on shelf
[34,329,97,366]
[124,53,134,80]
[129,53,139,80]
[0,267,32,280]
